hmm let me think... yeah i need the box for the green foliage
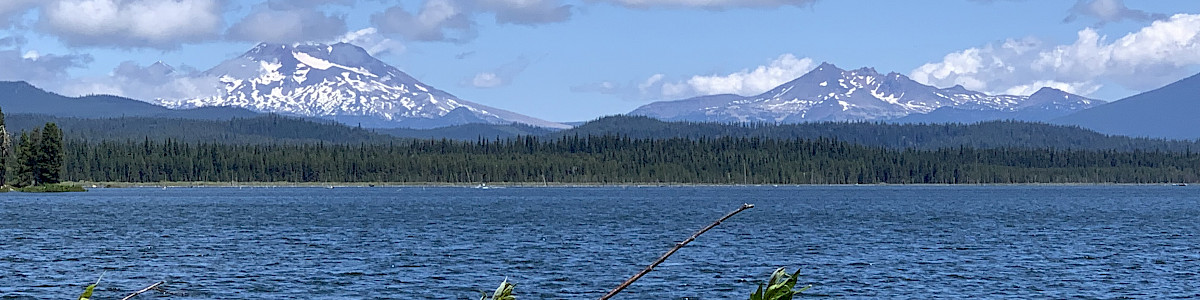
[57,135,1200,184]
[380,123,556,141]
[16,183,86,193]
[479,279,516,300]
[560,115,1200,152]
[38,122,64,184]
[750,268,811,300]
[77,274,102,300]
[0,106,11,186]
[11,123,64,186]
[15,129,37,186]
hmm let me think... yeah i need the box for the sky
[1,0,1199,122]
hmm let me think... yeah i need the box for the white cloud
[468,55,535,88]
[265,0,354,10]
[911,13,1200,97]
[660,81,690,98]
[591,0,817,9]
[0,0,38,27]
[56,61,221,102]
[471,72,502,88]
[227,6,348,44]
[477,0,572,25]
[1064,0,1167,25]
[0,35,26,48]
[38,0,223,49]
[910,48,988,91]
[682,53,816,97]
[638,73,664,93]
[569,81,621,95]
[370,0,572,42]
[371,0,475,42]
[0,49,92,83]
[573,53,817,100]
[338,28,406,56]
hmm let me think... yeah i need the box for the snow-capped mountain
[164,42,567,129]
[630,62,1103,123]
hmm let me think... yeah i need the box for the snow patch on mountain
[630,62,1103,123]
[162,42,567,129]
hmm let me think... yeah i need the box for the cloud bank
[38,0,225,49]
[590,0,818,9]
[469,55,535,88]
[0,49,92,84]
[56,61,222,102]
[227,4,348,44]
[1064,0,1167,26]
[370,0,573,42]
[576,54,817,100]
[911,13,1200,96]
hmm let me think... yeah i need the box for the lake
[2,186,1199,299]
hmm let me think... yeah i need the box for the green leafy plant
[479,279,516,300]
[750,267,811,300]
[77,273,102,300]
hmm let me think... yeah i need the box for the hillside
[0,81,260,120]
[1055,72,1200,139]
[558,115,1200,151]
[6,114,400,144]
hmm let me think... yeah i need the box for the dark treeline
[12,114,1200,153]
[64,135,1200,184]
[5,114,399,144]
[561,116,1200,152]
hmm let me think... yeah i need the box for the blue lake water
[2,186,1199,299]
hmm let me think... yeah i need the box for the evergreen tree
[0,107,9,187]
[38,123,64,184]
[15,130,38,187]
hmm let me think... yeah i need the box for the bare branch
[599,203,754,300]
[121,281,165,300]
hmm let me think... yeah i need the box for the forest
[3,107,1199,185]
[62,135,1200,184]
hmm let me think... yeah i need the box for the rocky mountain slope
[163,42,567,129]
[630,63,1102,123]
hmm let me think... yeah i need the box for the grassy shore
[66,181,1183,188]
[71,181,721,188]
[10,183,88,192]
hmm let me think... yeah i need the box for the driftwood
[598,203,755,300]
[120,281,165,300]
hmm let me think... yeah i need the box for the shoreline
[69,181,1192,188]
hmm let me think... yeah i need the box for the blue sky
[2,0,1199,122]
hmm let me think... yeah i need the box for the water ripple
[2,186,1198,299]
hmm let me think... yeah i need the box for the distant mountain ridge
[1054,72,1200,140]
[163,42,567,129]
[0,81,258,120]
[6,113,400,144]
[630,63,1103,123]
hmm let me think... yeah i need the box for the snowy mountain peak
[166,42,566,129]
[631,63,1104,123]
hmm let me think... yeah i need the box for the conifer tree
[0,107,9,187]
[38,123,64,184]
[15,130,38,186]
